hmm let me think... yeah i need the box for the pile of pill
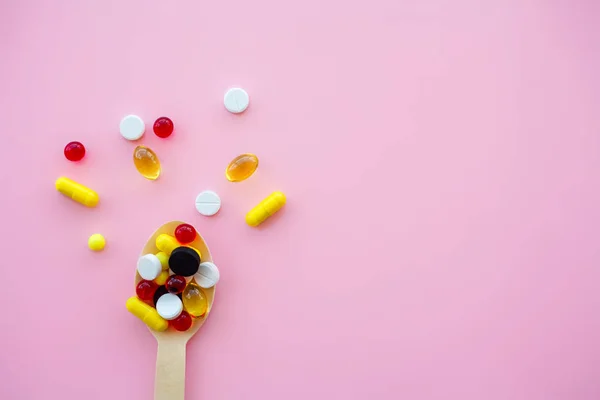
[126,223,220,332]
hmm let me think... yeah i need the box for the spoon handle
[154,338,187,400]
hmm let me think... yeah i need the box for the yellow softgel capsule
[55,177,99,207]
[155,234,202,259]
[156,251,169,270]
[245,191,286,227]
[154,270,169,286]
[182,282,208,317]
[133,145,161,180]
[225,153,259,182]
[88,234,106,251]
[126,296,168,331]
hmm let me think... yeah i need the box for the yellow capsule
[155,251,169,270]
[133,145,161,180]
[225,153,259,182]
[245,191,286,227]
[156,233,202,259]
[55,176,99,207]
[154,270,169,285]
[182,282,208,317]
[126,296,168,331]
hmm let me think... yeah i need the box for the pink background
[1,0,599,399]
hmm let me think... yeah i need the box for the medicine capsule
[55,177,99,207]
[182,282,208,317]
[170,310,192,331]
[133,145,161,180]
[156,234,201,258]
[64,141,86,162]
[166,275,186,294]
[156,251,169,270]
[245,191,286,227]
[126,296,168,331]
[136,280,158,302]
[174,224,196,244]
[225,153,259,182]
[154,270,169,286]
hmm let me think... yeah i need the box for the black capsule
[153,285,182,307]
[169,247,200,277]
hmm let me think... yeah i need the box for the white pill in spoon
[194,262,220,288]
[156,293,183,320]
[137,254,162,280]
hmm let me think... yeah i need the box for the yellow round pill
[154,270,169,285]
[156,252,169,270]
[88,234,106,251]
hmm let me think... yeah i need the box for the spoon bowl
[135,220,216,400]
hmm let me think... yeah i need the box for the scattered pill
[195,190,221,216]
[153,285,182,306]
[170,310,193,331]
[156,252,169,270]
[166,275,186,294]
[137,254,162,280]
[133,145,161,180]
[64,141,86,162]
[120,115,145,141]
[224,87,249,113]
[194,262,220,289]
[156,234,201,258]
[174,224,196,244]
[136,280,158,302]
[88,233,106,251]
[225,153,259,182]
[182,282,208,317]
[246,191,287,227]
[153,117,174,138]
[55,177,99,207]
[154,270,169,286]
[126,296,168,331]
[156,293,183,320]
[169,247,200,277]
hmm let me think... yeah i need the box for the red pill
[170,310,192,331]
[136,280,158,301]
[174,224,196,244]
[153,117,174,138]
[64,141,86,162]
[166,275,187,294]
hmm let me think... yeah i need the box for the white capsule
[137,254,162,280]
[224,88,249,113]
[194,261,220,288]
[195,190,221,216]
[156,293,183,320]
[120,114,145,141]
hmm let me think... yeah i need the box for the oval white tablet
[224,88,249,114]
[194,261,220,288]
[195,190,221,216]
[156,293,183,320]
[120,114,145,140]
[137,254,162,280]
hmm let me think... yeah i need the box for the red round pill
[136,280,158,301]
[174,224,196,244]
[166,275,186,294]
[64,141,86,162]
[153,117,174,138]
[170,310,192,331]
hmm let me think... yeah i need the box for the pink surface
[1,0,599,399]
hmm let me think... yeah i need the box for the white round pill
[120,114,145,140]
[224,88,249,113]
[137,254,162,280]
[194,261,220,288]
[156,293,183,320]
[195,190,221,216]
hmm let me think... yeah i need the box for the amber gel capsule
[225,153,259,182]
[133,145,161,180]
[182,282,208,317]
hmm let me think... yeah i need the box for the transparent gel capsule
[225,153,259,182]
[133,145,161,180]
[182,281,208,317]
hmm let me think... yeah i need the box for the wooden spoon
[135,221,216,400]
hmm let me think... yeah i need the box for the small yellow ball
[156,251,169,270]
[154,270,169,285]
[88,233,106,251]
